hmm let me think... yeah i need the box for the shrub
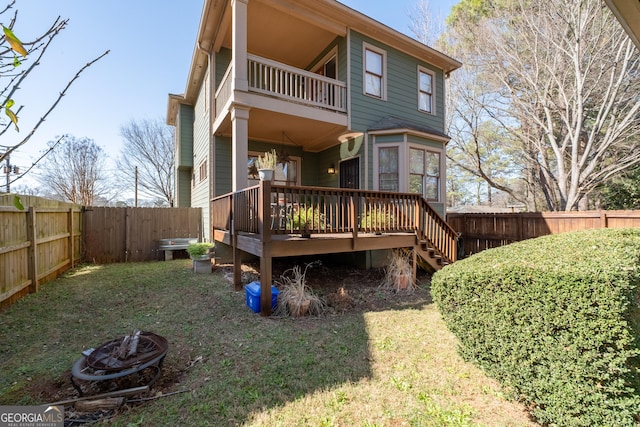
[431,228,640,426]
[286,206,324,232]
[186,242,213,258]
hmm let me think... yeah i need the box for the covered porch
[212,181,458,316]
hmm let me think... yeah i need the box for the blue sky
[6,0,456,191]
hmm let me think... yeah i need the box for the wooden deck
[211,181,458,315]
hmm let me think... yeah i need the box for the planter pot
[258,169,274,181]
[395,273,411,290]
[191,253,214,273]
[288,299,311,317]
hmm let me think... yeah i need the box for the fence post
[68,208,75,268]
[27,207,38,293]
[600,210,608,229]
[125,207,131,263]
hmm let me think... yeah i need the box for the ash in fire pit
[71,330,169,396]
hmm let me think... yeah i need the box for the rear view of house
[167,0,461,314]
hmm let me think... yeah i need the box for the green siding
[177,104,194,167]
[175,104,194,207]
[214,136,232,196]
[349,31,445,134]
[315,146,340,188]
[176,169,192,207]
[216,48,231,88]
[301,151,320,186]
[407,134,442,150]
[431,202,445,217]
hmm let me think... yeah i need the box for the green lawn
[0,260,535,426]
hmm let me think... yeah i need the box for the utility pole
[0,146,19,193]
[135,166,138,207]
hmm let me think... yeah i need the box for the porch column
[231,105,250,191]
[231,0,248,92]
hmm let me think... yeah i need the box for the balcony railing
[247,54,347,113]
[215,55,348,116]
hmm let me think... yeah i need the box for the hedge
[431,228,640,426]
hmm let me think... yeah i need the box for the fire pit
[71,331,169,396]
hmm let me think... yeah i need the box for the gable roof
[170,0,461,116]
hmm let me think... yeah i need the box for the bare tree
[38,136,111,205]
[409,0,444,45]
[117,117,174,207]
[444,0,640,211]
[0,2,108,170]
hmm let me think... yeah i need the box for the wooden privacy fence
[83,207,203,263]
[1,203,202,307]
[447,210,640,256]
[0,206,82,308]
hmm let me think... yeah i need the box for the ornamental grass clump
[431,228,640,426]
[274,261,325,317]
[255,149,278,170]
[381,249,415,292]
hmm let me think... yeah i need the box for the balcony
[216,54,347,118]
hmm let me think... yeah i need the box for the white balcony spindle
[246,54,347,113]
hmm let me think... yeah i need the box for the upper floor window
[418,67,434,114]
[364,43,386,99]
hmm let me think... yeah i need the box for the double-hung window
[418,66,434,114]
[409,147,440,201]
[364,43,386,99]
[378,147,399,191]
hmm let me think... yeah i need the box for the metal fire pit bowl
[71,331,169,396]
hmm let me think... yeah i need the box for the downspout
[206,48,214,201]
[443,70,449,214]
[208,49,215,242]
[197,42,214,241]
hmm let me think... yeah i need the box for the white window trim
[248,151,301,186]
[363,42,387,101]
[417,65,435,115]
[373,141,404,192]
[312,46,338,77]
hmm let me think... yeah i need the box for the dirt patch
[221,254,434,313]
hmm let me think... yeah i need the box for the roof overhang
[166,93,186,126]
[175,0,462,106]
[368,127,451,145]
[605,0,640,49]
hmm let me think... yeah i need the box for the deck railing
[212,182,458,264]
